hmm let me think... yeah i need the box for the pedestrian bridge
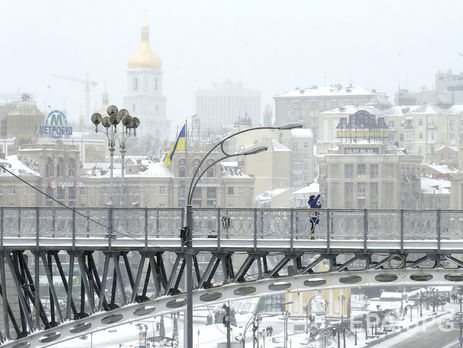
[1,207,463,347]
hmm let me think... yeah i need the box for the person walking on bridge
[308,194,321,240]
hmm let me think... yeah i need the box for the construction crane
[52,73,97,117]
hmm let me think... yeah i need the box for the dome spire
[127,16,162,71]
[141,12,149,42]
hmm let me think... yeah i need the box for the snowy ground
[53,302,458,347]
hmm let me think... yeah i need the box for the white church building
[124,19,170,149]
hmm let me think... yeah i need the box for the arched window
[46,158,54,177]
[133,78,138,90]
[56,158,64,177]
[178,159,186,177]
[206,160,215,177]
[67,159,75,177]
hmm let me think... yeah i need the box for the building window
[404,129,413,143]
[57,187,65,200]
[160,186,167,195]
[419,133,423,139]
[450,134,456,145]
[80,187,85,196]
[357,164,366,176]
[56,164,61,177]
[133,78,138,90]
[345,164,353,178]
[178,166,186,177]
[206,166,215,177]
[370,182,378,197]
[450,120,455,128]
[370,164,378,178]
[69,187,76,200]
[304,142,309,149]
[179,186,185,198]
[207,188,216,199]
[357,182,366,197]
[418,119,423,126]
[10,187,15,195]
[357,198,366,209]
[227,187,234,195]
[345,182,353,195]
[67,165,74,177]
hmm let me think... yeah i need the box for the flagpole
[185,119,188,211]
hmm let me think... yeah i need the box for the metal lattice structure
[1,207,463,347]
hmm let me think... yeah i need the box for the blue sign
[38,110,72,139]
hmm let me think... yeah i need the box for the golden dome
[128,19,162,71]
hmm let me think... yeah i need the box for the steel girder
[0,246,462,346]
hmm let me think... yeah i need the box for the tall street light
[91,105,140,206]
[184,123,302,348]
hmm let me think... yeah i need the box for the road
[375,314,462,348]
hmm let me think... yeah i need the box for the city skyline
[1,0,463,132]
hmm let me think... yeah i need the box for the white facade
[196,81,261,137]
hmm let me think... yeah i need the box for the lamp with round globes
[90,105,140,206]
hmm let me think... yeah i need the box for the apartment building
[318,143,422,209]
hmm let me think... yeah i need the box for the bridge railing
[1,207,462,247]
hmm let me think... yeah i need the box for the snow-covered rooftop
[277,85,374,98]
[436,145,458,152]
[291,128,313,138]
[423,163,457,174]
[255,187,289,203]
[135,162,173,178]
[84,160,173,178]
[221,162,251,178]
[0,155,40,176]
[292,181,320,195]
[421,176,450,195]
[272,139,290,152]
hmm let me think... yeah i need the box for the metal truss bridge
[1,207,463,347]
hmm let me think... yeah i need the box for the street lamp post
[184,123,301,348]
[339,294,346,348]
[420,291,423,318]
[91,105,140,207]
[304,304,309,334]
[283,311,289,348]
[459,290,463,348]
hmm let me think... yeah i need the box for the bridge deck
[2,237,463,252]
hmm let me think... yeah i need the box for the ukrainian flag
[164,125,186,165]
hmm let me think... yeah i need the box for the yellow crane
[52,73,98,117]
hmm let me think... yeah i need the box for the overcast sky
[1,0,463,132]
